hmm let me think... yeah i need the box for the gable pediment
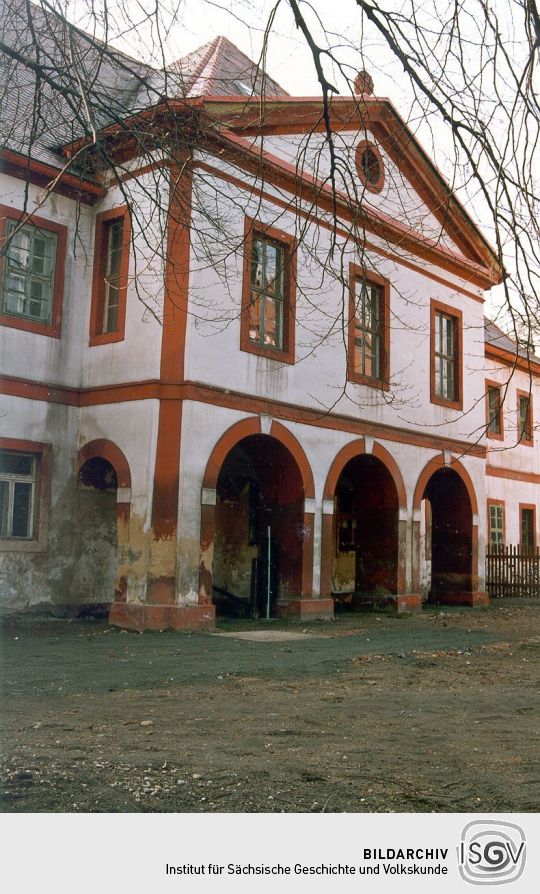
[203,96,500,278]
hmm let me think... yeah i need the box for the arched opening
[213,434,305,617]
[332,454,399,600]
[75,440,131,610]
[74,455,119,606]
[421,466,473,601]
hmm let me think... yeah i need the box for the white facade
[1,47,539,626]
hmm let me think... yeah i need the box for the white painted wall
[0,394,80,607]
[186,159,488,447]
[483,358,540,547]
[1,175,92,387]
[0,171,167,391]
[78,398,160,524]
[80,173,167,387]
[252,129,464,254]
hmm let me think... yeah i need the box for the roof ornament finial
[354,69,374,96]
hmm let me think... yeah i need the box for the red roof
[170,35,288,98]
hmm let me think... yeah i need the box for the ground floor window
[488,501,505,549]
[520,506,536,551]
[0,450,37,538]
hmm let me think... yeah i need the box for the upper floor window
[3,221,57,323]
[348,265,390,389]
[0,205,66,338]
[89,206,131,346]
[240,218,296,364]
[0,450,37,539]
[517,391,533,445]
[430,300,462,410]
[250,236,285,350]
[486,382,503,439]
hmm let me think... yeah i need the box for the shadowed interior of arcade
[213,435,304,617]
[332,454,399,601]
[421,466,473,601]
[75,456,118,604]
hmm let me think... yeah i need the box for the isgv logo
[458,821,526,885]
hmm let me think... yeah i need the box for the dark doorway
[422,467,473,600]
[332,454,399,596]
[74,457,118,605]
[214,435,304,616]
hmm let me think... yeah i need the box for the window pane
[262,296,282,349]
[251,239,263,288]
[3,222,56,322]
[105,303,118,332]
[0,452,34,475]
[521,509,534,548]
[435,312,442,351]
[488,387,501,433]
[248,235,287,349]
[12,482,32,537]
[0,480,9,536]
[489,505,504,546]
[354,280,381,378]
[248,291,261,342]
[264,243,277,294]
[519,396,531,439]
[435,312,456,399]
[102,219,124,333]
[444,316,453,356]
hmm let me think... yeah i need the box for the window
[0,440,50,552]
[0,205,66,337]
[486,381,504,439]
[348,265,390,388]
[487,501,505,549]
[240,218,296,364]
[250,236,284,349]
[3,221,57,323]
[520,505,536,551]
[430,300,462,409]
[355,140,385,193]
[517,391,533,445]
[89,206,131,345]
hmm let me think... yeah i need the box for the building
[1,0,539,628]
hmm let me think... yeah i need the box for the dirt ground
[1,601,538,813]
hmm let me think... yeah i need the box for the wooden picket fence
[485,545,540,598]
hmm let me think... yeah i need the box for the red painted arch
[202,417,315,499]
[202,417,262,491]
[413,454,478,514]
[269,420,315,499]
[199,416,316,603]
[76,438,131,489]
[323,438,407,508]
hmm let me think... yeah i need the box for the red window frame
[516,389,533,446]
[485,379,504,440]
[0,204,67,338]
[89,206,131,346]
[240,216,296,364]
[430,299,463,410]
[519,503,536,551]
[347,264,390,390]
[0,437,51,553]
[487,499,505,549]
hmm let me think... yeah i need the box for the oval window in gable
[355,140,385,193]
